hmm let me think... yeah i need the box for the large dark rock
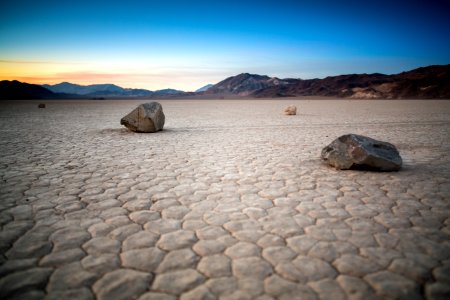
[321,134,402,171]
[121,102,165,133]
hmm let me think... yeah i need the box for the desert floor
[0,99,449,299]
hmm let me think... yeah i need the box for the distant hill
[388,64,450,99]
[204,73,293,96]
[42,82,185,98]
[42,82,154,97]
[0,80,57,99]
[154,88,184,95]
[195,84,213,92]
[42,82,124,95]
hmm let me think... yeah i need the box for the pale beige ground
[0,99,449,299]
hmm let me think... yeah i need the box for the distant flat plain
[0,99,449,299]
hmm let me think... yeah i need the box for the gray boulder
[321,134,402,171]
[121,102,165,133]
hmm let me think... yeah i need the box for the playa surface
[0,99,449,299]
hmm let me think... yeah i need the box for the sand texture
[1,99,449,299]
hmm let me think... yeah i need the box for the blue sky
[1,0,449,90]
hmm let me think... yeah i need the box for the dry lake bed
[0,99,449,299]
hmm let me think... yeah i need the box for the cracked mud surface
[1,99,449,299]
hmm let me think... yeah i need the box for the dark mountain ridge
[0,80,59,100]
[240,64,450,99]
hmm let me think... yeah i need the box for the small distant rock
[120,102,165,133]
[284,105,297,115]
[38,103,46,108]
[321,134,402,171]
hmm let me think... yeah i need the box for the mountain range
[42,82,183,97]
[1,64,449,100]
[202,64,450,99]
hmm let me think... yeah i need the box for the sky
[1,0,449,91]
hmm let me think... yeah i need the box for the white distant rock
[284,105,297,115]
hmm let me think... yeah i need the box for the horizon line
[1,62,449,91]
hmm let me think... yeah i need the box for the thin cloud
[0,59,83,65]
